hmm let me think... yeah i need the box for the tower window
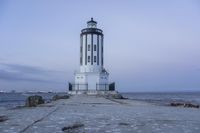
[88,45,90,51]
[80,57,82,65]
[88,56,90,62]
[94,56,96,62]
[94,45,96,51]
[80,46,82,52]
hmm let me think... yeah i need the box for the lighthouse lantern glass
[87,22,97,28]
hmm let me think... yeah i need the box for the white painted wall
[80,33,103,73]
[75,21,110,91]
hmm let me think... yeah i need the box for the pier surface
[0,95,200,133]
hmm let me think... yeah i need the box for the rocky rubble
[52,94,70,101]
[25,95,45,107]
[62,122,84,133]
[0,115,8,122]
[170,102,199,108]
[104,93,127,99]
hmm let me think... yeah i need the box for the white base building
[75,71,109,90]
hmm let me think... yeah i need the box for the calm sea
[0,92,61,108]
[0,92,200,108]
[122,92,200,105]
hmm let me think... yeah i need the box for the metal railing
[81,28,103,33]
[96,84,109,91]
[68,82,115,91]
[71,83,88,91]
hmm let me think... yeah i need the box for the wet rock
[119,122,130,126]
[52,95,70,101]
[0,115,8,122]
[62,122,84,133]
[183,103,199,108]
[25,95,45,107]
[170,102,199,108]
[105,93,127,99]
[170,102,183,107]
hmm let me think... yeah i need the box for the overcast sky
[0,0,200,92]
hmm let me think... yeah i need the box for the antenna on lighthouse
[87,17,97,28]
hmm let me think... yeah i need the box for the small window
[88,56,90,62]
[94,56,96,62]
[80,57,82,65]
[80,46,82,53]
[88,45,90,51]
[94,45,96,51]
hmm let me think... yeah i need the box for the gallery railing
[69,83,88,91]
[68,82,115,91]
[96,84,109,91]
[81,28,103,34]
[96,82,115,91]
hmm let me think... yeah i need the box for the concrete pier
[0,95,200,133]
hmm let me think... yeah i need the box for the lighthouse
[69,18,115,93]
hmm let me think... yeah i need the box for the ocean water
[122,92,200,105]
[0,92,61,108]
[0,92,200,108]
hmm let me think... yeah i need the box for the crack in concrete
[19,107,59,133]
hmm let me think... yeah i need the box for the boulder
[105,93,126,99]
[62,122,84,133]
[170,102,183,107]
[52,95,70,101]
[25,95,45,107]
[183,103,199,108]
[0,115,8,122]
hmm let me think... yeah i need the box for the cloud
[0,63,66,83]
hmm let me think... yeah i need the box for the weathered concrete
[0,95,200,133]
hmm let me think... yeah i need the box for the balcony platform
[68,90,118,95]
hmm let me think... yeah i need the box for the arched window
[94,56,96,62]
[94,45,96,51]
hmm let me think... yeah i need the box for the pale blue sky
[0,0,200,92]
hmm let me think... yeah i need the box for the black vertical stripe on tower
[85,34,87,65]
[101,35,104,66]
[97,35,99,65]
[91,34,93,65]
[80,35,83,65]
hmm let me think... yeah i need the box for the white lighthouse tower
[69,18,115,93]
